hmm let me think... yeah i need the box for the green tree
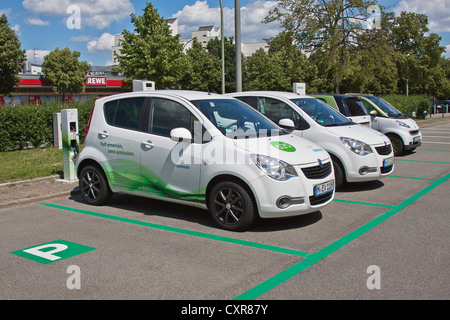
[244,48,290,91]
[0,14,26,96]
[117,2,185,89]
[42,47,90,102]
[207,37,237,93]
[180,39,221,92]
[387,12,446,96]
[265,0,378,93]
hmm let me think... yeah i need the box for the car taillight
[84,105,95,136]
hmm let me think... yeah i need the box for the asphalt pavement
[0,113,449,304]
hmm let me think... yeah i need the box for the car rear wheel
[208,181,257,231]
[79,165,112,206]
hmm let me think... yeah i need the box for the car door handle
[142,141,154,148]
[99,130,109,138]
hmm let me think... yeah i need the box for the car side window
[259,98,292,124]
[236,96,257,109]
[149,98,194,138]
[344,98,367,116]
[361,100,378,116]
[103,97,146,131]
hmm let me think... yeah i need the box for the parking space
[1,122,449,303]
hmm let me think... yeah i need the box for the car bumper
[250,161,335,218]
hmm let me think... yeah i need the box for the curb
[0,175,79,209]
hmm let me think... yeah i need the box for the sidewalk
[0,175,79,209]
[416,112,450,127]
[1,113,449,209]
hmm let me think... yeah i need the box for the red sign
[85,77,107,86]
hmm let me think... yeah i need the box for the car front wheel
[208,181,257,231]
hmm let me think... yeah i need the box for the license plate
[413,136,420,143]
[314,180,334,197]
[383,157,394,167]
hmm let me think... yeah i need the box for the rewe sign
[85,76,107,86]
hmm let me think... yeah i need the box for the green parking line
[332,199,394,208]
[388,175,438,181]
[39,202,310,258]
[234,173,450,300]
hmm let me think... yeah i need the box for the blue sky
[1,0,449,67]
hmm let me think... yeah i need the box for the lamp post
[219,0,225,94]
[235,0,242,92]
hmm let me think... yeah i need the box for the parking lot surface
[1,120,449,304]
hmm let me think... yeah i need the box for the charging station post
[61,109,79,181]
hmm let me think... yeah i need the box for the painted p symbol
[23,243,68,261]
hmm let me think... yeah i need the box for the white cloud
[172,0,280,42]
[25,49,51,63]
[86,32,114,53]
[22,0,134,29]
[394,0,450,33]
[24,17,50,26]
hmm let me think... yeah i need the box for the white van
[227,91,394,189]
[353,94,422,156]
[76,90,335,231]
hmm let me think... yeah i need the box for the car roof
[313,93,359,98]
[227,91,313,99]
[97,90,227,102]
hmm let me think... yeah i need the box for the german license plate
[314,180,334,197]
[413,136,420,143]
[383,157,394,167]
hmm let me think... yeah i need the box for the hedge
[0,98,95,152]
[380,95,430,119]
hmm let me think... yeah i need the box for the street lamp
[235,0,242,92]
[219,0,225,94]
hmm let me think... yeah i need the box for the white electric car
[227,91,394,189]
[353,94,422,156]
[76,90,335,231]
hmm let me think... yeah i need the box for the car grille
[309,191,333,206]
[375,144,392,155]
[380,164,394,174]
[410,130,419,136]
[301,162,332,179]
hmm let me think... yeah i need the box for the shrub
[0,98,95,152]
[380,95,430,119]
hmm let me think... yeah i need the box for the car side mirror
[170,127,192,142]
[278,118,295,129]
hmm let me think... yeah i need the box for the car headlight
[250,154,298,181]
[395,120,410,128]
[340,137,372,156]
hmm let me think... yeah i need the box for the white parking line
[422,141,450,144]
[422,136,450,139]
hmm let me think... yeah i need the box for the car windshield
[365,96,403,117]
[190,98,287,138]
[290,98,354,127]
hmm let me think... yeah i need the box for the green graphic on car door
[103,159,205,202]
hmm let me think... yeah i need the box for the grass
[0,147,64,183]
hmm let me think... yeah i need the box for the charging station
[61,109,79,181]
[293,83,306,95]
[132,80,155,92]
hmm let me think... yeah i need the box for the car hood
[231,134,330,166]
[325,124,390,145]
